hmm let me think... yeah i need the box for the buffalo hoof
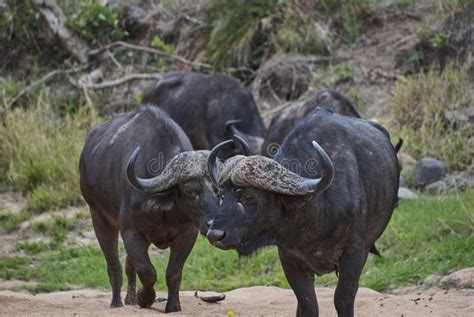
[137,288,155,308]
[125,289,137,306]
[110,300,124,308]
[165,301,181,313]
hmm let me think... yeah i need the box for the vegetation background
[0,0,472,295]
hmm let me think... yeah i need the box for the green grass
[0,89,99,212]
[0,209,30,232]
[0,191,472,294]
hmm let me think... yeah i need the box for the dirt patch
[0,192,26,214]
[0,286,473,316]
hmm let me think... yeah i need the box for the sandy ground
[0,286,473,317]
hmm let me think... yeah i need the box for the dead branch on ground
[32,0,91,64]
[88,41,212,69]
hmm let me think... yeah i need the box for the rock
[254,54,312,103]
[444,173,473,191]
[423,274,443,287]
[399,175,406,188]
[443,110,469,130]
[398,187,417,200]
[397,153,416,182]
[412,157,448,187]
[439,268,474,289]
[468,137,474,148]
[425,180,448,195]
[443,110,468,123]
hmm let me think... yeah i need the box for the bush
[66,2,126,45]
[0,209,30,232]
[0,0,66,74]
[0,89,99,212]
[204,0,374,70]
[392,64,473,170]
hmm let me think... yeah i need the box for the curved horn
[207,140,233,188]
[310,140,334,193]
[233,134,252,156]
[126,147,146,191]
[230,141,334,195]
[127,147,209,193]
[225,119,241,130]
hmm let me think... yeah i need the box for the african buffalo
[206,107,400,316]
[262,90,360,157]
[142,71,266,156]
[79,106,218,312]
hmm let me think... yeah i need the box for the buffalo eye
[240,193,254,204]
[182,180,202,197]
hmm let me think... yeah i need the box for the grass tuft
[0,89,99,212]
[391,64,473,170]
[0,192,472,293]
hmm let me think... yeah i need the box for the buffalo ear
[281,194,313,211]
[145,191,176,213]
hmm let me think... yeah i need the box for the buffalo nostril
[206,229,226,243]
[206,220,214,228]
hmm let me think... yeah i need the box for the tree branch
[78,73,163,90]
[32,0,90,63]
[88,41,212,69]
[8,68,83,107]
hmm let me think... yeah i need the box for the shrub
[66,2,127,45]
[0,89,99,212]
[204,0,374,69]
[0,0,67,74]
[0,209,30,232]
[392,64,473,170]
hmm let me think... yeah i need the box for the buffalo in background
[262,90,360,157]
[207,108,400,317]
[142,72,266,156]
[80,106,218,312]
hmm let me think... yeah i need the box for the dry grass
[0,89,99,212]
[391,64,473,170]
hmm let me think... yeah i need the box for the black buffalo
[206,107,400,317]
[79,106,217,312]
[142,71,266,156]
[262,90,360,157]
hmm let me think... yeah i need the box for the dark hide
[80,106,217,312]
[208,108,400,316]
[142,72,266,156]
[262,90,360,157]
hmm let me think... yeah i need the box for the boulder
[398,152,416,181]
[398,187,417,200]
[425,180,448,195]
[253,54,312,103]
[399,175,406,188]
[439,267,474,289]
[412,157,448,187]
[423,274,443,287]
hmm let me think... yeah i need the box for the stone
[254,54,312,102]
[425,180,448,195]
[398,187,417,200]
[439,267,474,289]
[412,157,448,187]
[399,175,406,188]
[398,153,416,182]
[423,274,443,287]
[443,110,468,123]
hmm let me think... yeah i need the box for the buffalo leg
[165,229,198,313]
[279,249,318,317]
[121,230,156,308]
[124,255,137,305]
[91,211,123,308]
[334,241,367,317]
